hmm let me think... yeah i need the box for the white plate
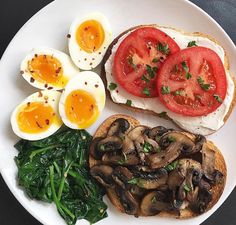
[0,0,235,225]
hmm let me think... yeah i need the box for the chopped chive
[143,142,152,153]
[128,178,139,185]
[126,99,132,106]
[213,94,223,103]
[161,86,170,95]
[109,82,117,90]
[184,184,191,192]
[146,64,155,78]
[143,87,150,96]
[157,43,170,55]
[186,72,192,80]
[158,111,167,118]
[197,76,210,91]
[152,58,159,63]
[187,41,197,47]
[141,75,150,83]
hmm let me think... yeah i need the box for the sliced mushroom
[90,165,114,188]
[167,169,185,190]
[176,159,202,202]
[148,126,170,140]
[115,188,139,215]
[112,166,133,188]
[146,132,196,169]
[144,135,159,151]
[194,134,206,152]
[122,136,135,154]
[128,126,149,140]
[102,153,139,165]
[89,137,104,160]
[98,136,123,152]
[202,145,216,181]
[140,191,172,216]
[192,188,212,214]
[107,118,130,137]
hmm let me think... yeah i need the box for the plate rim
[0,0,235,225]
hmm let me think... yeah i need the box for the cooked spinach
[15,127,107,225]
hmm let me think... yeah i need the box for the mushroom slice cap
[107,118,130,137]
[90,165,114,188]
[98,136,123,152]
[115,188,139,215]
[128,125,149,141]
[89,137,104,160]
[140,191,172,216]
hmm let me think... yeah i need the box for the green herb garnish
[161,86,170,95]
[109,82,117,90]
[157,43,170,55]
[152,58,159,63]
[187,41,197,47]
[167,136,176,142]
[213,94,223,103]
[141,75,150,83]
[184,184,191,192]
[181,61,192,80]
[174,90,184,96]
[143,87,150,96]
[197,76,210,91]
[143,142,153,153]
[158,111,168,118]
[165,160,178,172]
[128,57,137,70]
[128,178,139,185]
[126,99,132,106]
[146,64,155,78]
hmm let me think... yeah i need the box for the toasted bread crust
[89,114,227,219]
[100,25,236,135]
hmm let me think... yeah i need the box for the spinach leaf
[15,127,107,225]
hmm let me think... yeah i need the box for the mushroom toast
[89,114,226,218]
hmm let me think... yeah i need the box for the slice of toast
[100,25,236,135]
[89,114,227,219]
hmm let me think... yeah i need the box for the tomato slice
[157,47,227,116]
[113,27,180,97]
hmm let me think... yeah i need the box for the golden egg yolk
[76,20,105,53]
[27,55,68,87]
[65,90,99,129]
[17,102,57,134]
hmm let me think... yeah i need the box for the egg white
[21,48,79,90]
[59,71,106,129]
[11,90,62,140]
[68,12,112,70]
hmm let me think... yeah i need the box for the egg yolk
[65,90,99,129]
[17,102,57,134]
[76,20,105,53]
[27,55,68,87]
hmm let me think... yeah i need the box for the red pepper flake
[30,70,34,73]
[38,91,43,97]
[47,87,53,90]
[52,112,56,116]
[30,77,35,83]
[27,102,31,107]
[36,121,43,128]
[89,62,93,66]
[44,84,48,88]
[67,34,71,38]
[45,119,50,125]
[95,84,99,88]
[116,90,119,93]
[55,67,61,74]
[98,52,101,55]
[20,70,24,75]
[89,104,94,111]
[84,58,87,61]
[85,82,88,85]
[92,58,95,61]
[45,100,48,104]
[44,55,47,59]
[34,54,38,58]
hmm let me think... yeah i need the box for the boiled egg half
[21,48,79,90]
[59,71,105,129]
[11,90,62,140]
[68,12,112,70]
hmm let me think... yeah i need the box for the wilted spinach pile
[15,127,107,225]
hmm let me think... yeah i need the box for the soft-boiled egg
[11,90,62,140]
[20,48,79,90]
[59,71,105,129]
[68,12,112,70]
